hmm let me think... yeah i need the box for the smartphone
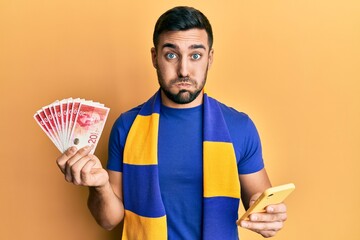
[238,183,295,222]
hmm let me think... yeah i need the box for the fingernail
[85,145,94,150]
[250,215,258,221]
[268,207,274,212]
[69,147,76,153]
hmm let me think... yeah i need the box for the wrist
[90,181,111,194]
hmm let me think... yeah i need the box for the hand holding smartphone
[237,183,295,223]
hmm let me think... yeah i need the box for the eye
[166,53,177,59]
[191,53,201,60]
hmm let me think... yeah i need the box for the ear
[151,47,157,69]
[208,48,214,69]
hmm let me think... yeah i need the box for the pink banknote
[60,99,69,146]
[42,105,63,150]
[34,98,110,153]
[34,112,62,152]
[69,103,110,154]
[67,99,82,149]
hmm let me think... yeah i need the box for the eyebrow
[190,44,206,50]
[161,43,207,51]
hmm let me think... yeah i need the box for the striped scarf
[122,91,240,239]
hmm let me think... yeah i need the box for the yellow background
[1,0,359,239]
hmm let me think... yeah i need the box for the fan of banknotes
[34,98,110,154]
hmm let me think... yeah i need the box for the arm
[88,170,124,230]
[56,146,124,230]
[239,168,272,210]
[239,168,287,238]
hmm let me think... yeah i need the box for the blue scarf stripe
[203,94,233,143]
[203,197,240,239]
[138,93,161,116]
[123,164,166,218]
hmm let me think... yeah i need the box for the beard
[157,65,209,105]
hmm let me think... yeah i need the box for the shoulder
[213,99,264,173]
[112,104,144,132]
[215,100,253,127]
[212,98,260,140]
[119,104,143,122]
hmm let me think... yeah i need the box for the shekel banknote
[34,98,110,153]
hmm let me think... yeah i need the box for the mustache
[170,77,196,85]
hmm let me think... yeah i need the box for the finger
[240,220,284,232]
[80,159,97,185]
[246,228,277,238]
[70,156,95,185]
[257,230,277,238]
[65,146,93,182]
[249,212,288,222]
[56,147,77,173]
[266,203,287,213]
[86,154,103,169]
[69,145,94,163]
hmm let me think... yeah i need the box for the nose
[178,58,189,78]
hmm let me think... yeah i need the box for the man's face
[151,29,214,108]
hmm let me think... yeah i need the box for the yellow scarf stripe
[203,141,241,198]
[123,113,159,165]
[122,210,167,240]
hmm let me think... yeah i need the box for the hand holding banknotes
[34,98,111,187]
[56,145,109,187]
[35,98,124,230]
[35,99,111,186]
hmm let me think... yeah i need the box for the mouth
[176,82,192,87]
[173,79,194,89]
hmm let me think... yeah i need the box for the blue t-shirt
[107,101,264,239]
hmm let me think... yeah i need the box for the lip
[175,82,192,88]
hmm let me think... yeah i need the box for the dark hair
[153,6,213,50]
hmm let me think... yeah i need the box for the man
[56,6,288,239]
